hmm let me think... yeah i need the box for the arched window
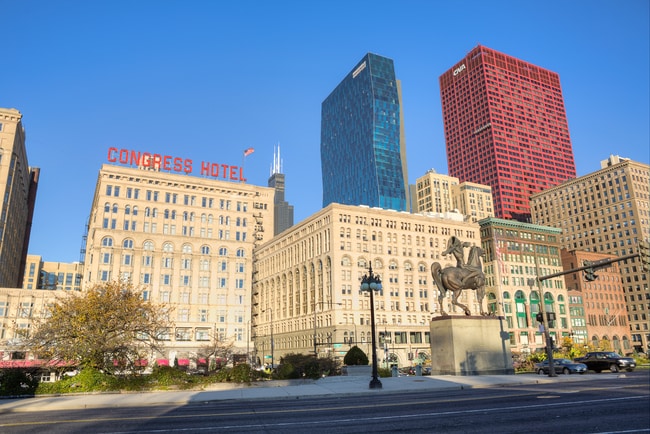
[487,292,498,314]
[145,207,151,217]
[182,244,192,254]
[102,237,114,247]
[112,204,118,213]
[132,206,138,216]
[236,248,245,257]
[125,205,131,215]
[163,242,173,253]
[219,247,228,256]
[143,241,154,251]
[201,245,210,255]
[123,239,134,249]
[104,202,110,212]
[514,290,528,328]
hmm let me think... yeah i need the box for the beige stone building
[479,217,571,355]
[252,203,482,368]
[0,287,57,364]
[22,255,83,291]
[415,169,493,223]
[561,249,632,353]
[0,108,40,288]
[82,163,275,365]
[530,155,650,353]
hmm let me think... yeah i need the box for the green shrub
[0,369,40,396]
[344,346,369,366]
[377,367,391,378]
[230,364,253,383]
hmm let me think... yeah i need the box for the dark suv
[574,352,636,373]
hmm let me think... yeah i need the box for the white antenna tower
[270,143,283,175]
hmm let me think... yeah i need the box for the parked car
[574,352,636,373]
[534,358,587,375]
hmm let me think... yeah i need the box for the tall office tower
[415,169,494,223]
[530,155,650,353]
[321,53,409,211]
[84,163,274,365]
[268,144,294,235]
[440,45,576,222]
[0,108,40,288]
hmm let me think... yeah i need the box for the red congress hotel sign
[107,147,248,182]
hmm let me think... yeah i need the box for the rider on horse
[442,236,483,287]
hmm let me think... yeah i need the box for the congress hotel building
[440,45,576,222]
[83,161,275,365]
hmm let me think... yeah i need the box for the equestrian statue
[431,236,487,316]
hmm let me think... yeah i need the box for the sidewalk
[0,373,614,413]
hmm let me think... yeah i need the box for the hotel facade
[252,203,482,367]
[82,160,275,365]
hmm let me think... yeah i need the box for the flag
[494,231,506,276]
[243,147,255,157]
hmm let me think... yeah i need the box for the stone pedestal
[341,365,372,376]
[429,316,514,376]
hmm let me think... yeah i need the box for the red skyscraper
[440,45,576,221]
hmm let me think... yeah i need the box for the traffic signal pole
[537,253,640,282]
[529,247,645,377]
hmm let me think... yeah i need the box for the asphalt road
[1,371,648,434]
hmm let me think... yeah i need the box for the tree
[27,281,172,374]
[343,345,369,366]
[196,331,236,371]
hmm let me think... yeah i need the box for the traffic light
[583,260,597,281]
[639,240,650,273]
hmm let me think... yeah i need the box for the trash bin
[391,365,398,377]
[415,365,422,376]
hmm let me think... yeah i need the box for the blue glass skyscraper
[321,53,409,211]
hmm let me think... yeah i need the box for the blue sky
[2,0,649,263]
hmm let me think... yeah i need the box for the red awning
[197,358,207,365]
[177,359,190,366]
[156,359,169,366]
[135,359,149,367]
[0,359,75,369]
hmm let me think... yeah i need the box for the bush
[344,346,369,366]
[36,368,117,394]
[271,353,340,379]
[0,369,40,396]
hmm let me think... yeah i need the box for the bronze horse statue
[431,245,487,316]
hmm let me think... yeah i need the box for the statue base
[429,316,514,376]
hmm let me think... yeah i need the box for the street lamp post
[528,277,556,377]
[263,308,274,369]
[361,264,382,389]
[314,301,343,357]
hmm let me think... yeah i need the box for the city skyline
[1,1,648,263]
